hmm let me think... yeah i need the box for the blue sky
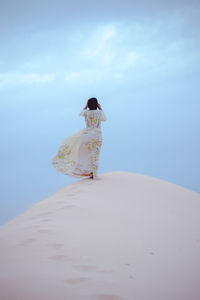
[0,0,200,225]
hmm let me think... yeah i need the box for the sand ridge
[0,171,200,300]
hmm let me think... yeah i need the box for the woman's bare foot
[81,172,94,178]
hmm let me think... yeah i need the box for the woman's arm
[98,103,106,121]
[80,100,88,116]
[83,100,88,110]
[97,103,102,110]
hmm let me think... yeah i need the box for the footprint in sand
[70,189,86,194]
[41,218,52,222]
[56,200,65,204]
[47,243,64,249]
[90,294,123,300]
[66,193,77,197]
[38,229,52,233]
[48,254,70,261]
[24,224,40,229]
[27,216,41,220]
[64,277,90,285]
[61,204,77,210]
[99,269,114,274]
[16,238,36,246]
[73,265,98,272]
[39,212,52,216]
[27,213,52,220]
[62,193,78,199]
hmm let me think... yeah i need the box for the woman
[52,98,107,179]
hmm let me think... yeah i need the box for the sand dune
[0,171,200,300]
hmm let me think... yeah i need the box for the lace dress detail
[52,109,106,178]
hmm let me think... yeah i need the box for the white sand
[0,171,200,300]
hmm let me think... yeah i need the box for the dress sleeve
[79,109,87,117]
[100,110,107,122]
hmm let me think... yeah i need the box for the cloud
[0,13,199,90]
[0,72,56,88]
[1,0,199,30]
[0,24,142,88]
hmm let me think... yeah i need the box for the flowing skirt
[52,128,102,178]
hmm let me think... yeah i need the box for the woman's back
[80,109,107,129]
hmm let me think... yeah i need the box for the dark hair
[87,97,98,110]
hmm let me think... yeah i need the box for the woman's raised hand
[97,103,102,110]
[84,100,88,110]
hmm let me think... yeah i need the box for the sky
[0,0,200,225]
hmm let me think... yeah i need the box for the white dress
[52,109,107,178]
